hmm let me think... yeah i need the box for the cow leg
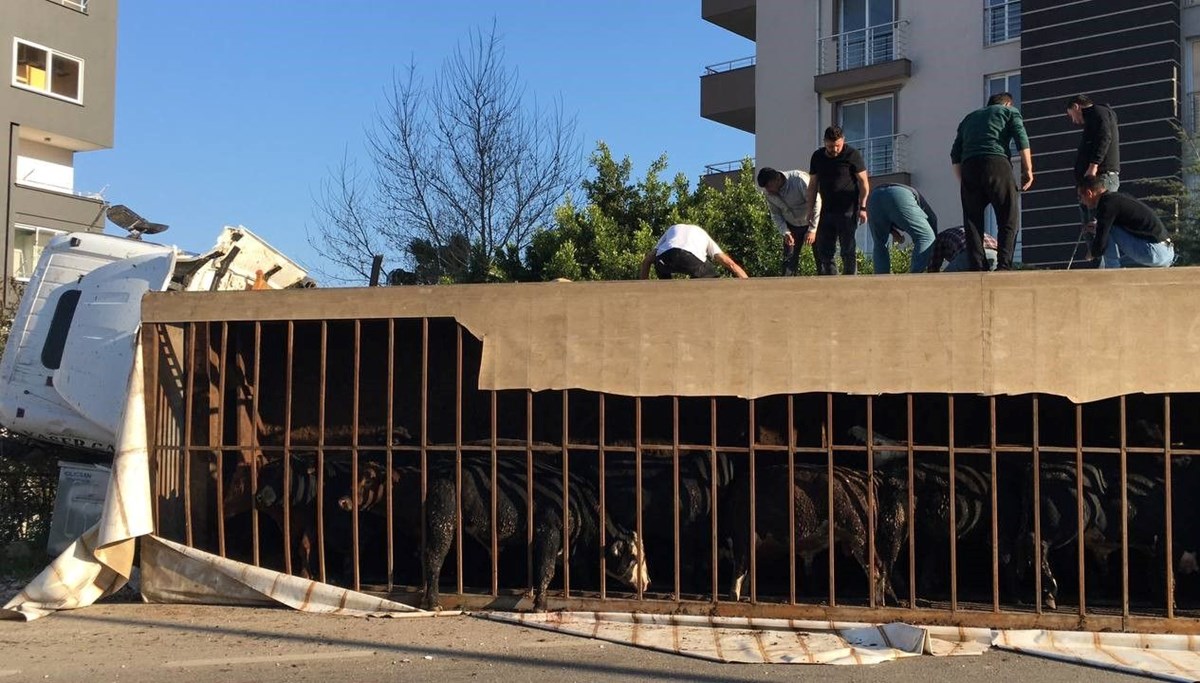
[727,481,751,602]
[531,508,564,612]
[421,479,458,611]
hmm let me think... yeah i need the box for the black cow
[420,452,649,611]
[728,462,906,605]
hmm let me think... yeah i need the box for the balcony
[47,0,87,11]
[702,0,756,41]
[11,183,105,234]
[700,56,756,134]
[1187,91,1200,134]
[815,20,911,97]
[701,159,752,190]
[850,133,909,181]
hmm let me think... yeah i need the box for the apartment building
[1,0,116,307]
[702,0,1184,268]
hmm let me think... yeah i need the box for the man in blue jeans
[1077,176,1173,268]
[866,183,937,274]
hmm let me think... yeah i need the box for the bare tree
[309,22,582,284]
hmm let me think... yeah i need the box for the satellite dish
[105,204,169,239]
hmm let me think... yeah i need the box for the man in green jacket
[950,92,1034,271]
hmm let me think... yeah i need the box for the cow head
[337,461,395,512]
[605,531,650,593]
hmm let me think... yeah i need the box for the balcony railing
[703,159,751,175]
[984,0,1020,45]
[703,55,756,75]
[47,0,87,11]
[848,133,908,176]
[818,20,909,75]
[1186,91,1200,134]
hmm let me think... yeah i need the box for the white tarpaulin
[480,612,993,665]
[995,629,1200,682]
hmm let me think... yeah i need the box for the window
[13,225,65,281]
[839,95,896,175]
[13,39,83,103]
[985,0,1020,45]
[41,289,81,370]
[838,0,896,70]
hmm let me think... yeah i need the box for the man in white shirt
[638,224,749,279]
[757,167,822,276]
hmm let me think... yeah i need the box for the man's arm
[639,248,656,280]
[765,199,787,236]
[714,252,749,279]
[1087,108,1115,177]
[804,177,819,227]
[856,171,870,224]
[1019,147,1034,191]
[1089,204,1115,260]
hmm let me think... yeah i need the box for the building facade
[1,0,116,307]
[702,0,1187,268]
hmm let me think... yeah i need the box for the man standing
[1066,94,1120,229]
[866,183,937,275]
[757,167,822,276]
[638,223,750,279]
[927,226,999,272]
[1076,176,1173,268]
[950,92,1033,270]
[805,126,870,275]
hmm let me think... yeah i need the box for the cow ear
[608,539,624,557]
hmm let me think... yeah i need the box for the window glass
[12,39,82,103]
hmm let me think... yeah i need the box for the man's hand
[804,228,817,246]
[1083,220,1096,236]
[783,231,796,248]
[857,208,868,225]
[1021,169,1034,191]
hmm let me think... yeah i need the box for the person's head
[1065,94,1093,125]
[987,92,1014,107]
[823,126,845,157]
[1077,174,1109,208]
[756,167,785,194]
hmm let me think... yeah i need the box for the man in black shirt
[1077,176,1173,268]
[1066,94,1120,229]
[805,126,870,275]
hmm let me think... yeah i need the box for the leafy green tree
[1129,127,1200,265]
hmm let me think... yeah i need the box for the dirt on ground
[0,600,1156,683]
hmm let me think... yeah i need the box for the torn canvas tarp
[995,629,1200,682]
[479,612,992,664]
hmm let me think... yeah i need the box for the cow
[728,462,906,606]
[420,452,649,611]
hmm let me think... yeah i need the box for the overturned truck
[142,270,1200,633]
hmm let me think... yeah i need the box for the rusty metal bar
[905,395,916,608]
[283,323,294,577]
[316,322,327,583]
[599,393,608,601]
[710,396,719,604]
[672,396,681,603]
[788,394,797,606]
[866,396,876,609]
[1119,395,1130,621]
[352,319,362,590]
[490,389,498,597]
[826,392,836,607]
[183,323,196,548]
[455,325,463,599]
[635,396,644,602]
[148,325,162,533]
[948,395,957,612]
[215,323,228,557]
[1032,394,1043,614]
[251,323,263,568]
[526,389,534,592]
[418,319,428,590]
[1075,402,1086,616]
[1165,394,1175,620]
[561,388,571,600]
[386,319,395,592]
[748,398,757,604]
[990,396,1000,613]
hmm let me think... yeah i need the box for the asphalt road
[0,603,1157,683]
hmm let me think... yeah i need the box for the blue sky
[75,1,754,279]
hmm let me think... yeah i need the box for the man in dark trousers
[1076,176,1173,268]
[1066,94,1120,229]
[805,126,870,275]
[950,92,1033,270]
[757,167,822,276]
[638,223,750,279]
